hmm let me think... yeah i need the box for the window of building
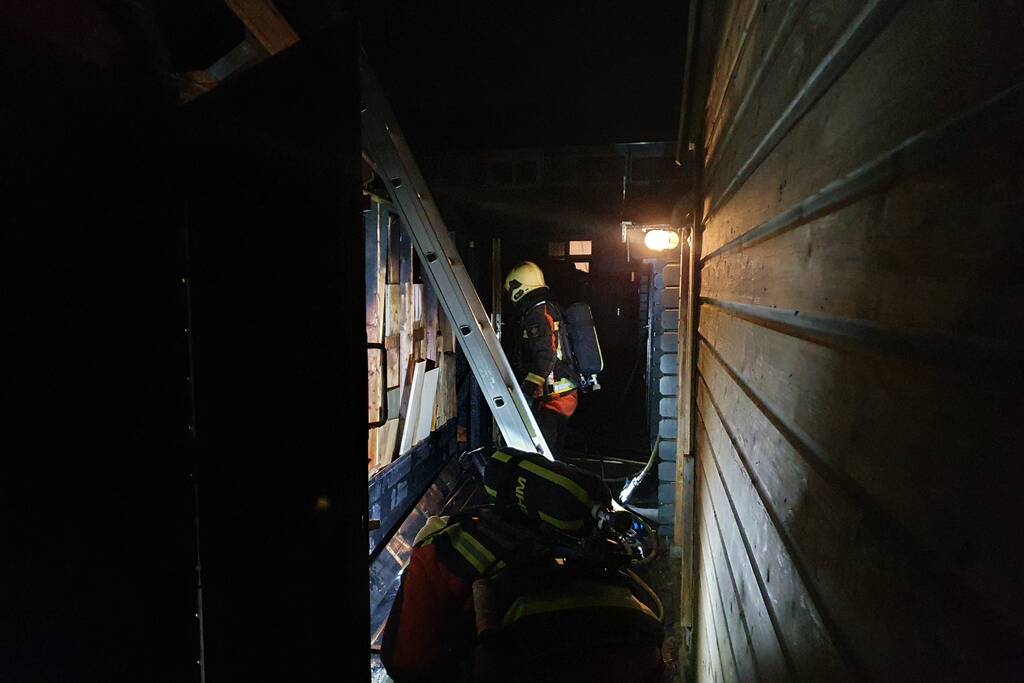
[549,239,594,273]
[569,240,592,256]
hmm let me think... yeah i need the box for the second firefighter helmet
[504,261,546,303]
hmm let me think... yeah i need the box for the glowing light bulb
[643,229,679,251]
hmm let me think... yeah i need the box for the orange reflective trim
[543,306,558,352]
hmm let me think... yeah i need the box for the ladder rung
[360,54,552,460]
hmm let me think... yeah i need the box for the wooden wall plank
[696,315,1015,679]
[710,271,1022,581]
[384,335,400,390]
[398,360,426,455]
[701,136,1023,343]
[696,531,725,683]
[432,349,456,429]
[438,292,456,355]
[413,368,440,443]
[702,0,765,163]
[703,0,867,211]
[384,284,400,337]
[696,375,851,680]
[432,349,445,429]
[444,351,456,422]
[702,0,761,155]
[412,284,424,329]
[688,1,1024,680]
[702,550,738,683]
[703,0,807,167]
[411,283,425,361]
[365,207,385,344]
[385,283,401,388]
[377,419,399,470]
[702,0,1024,258]
[697,487,746,683]
[367,426,378,475]
[399,283,413,389]
[386,214,401,285]
[371,205,459,475]
[696,405,825,681]
[424,282,438,362]
[367,347,382,423]
[692,450,709,682]
[366,204,387,474]
[398,219,413,284]
[698,470,760,683]
[222,0,300,56]
[395,221,414,391]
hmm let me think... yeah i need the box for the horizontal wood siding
[688,0,1024,679]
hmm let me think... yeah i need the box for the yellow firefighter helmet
[504,261,546,303]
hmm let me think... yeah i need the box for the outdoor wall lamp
[642,228,680,251]
[621,222,682,261]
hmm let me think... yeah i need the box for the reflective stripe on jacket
[381,515,509,680]
[381,514,662,681]
[518,296,578,417]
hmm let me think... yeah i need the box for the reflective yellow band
[525,373,546,386]
[550,378,576,393]
[538,511,583,531]
[450,530,492,574]
[502,583,656,627]
[413,515,450,546]
[460,529,496,563]
[492,451,512,462]
[448,526,506,576]
[484,485,498,497]
[518,459,589,506]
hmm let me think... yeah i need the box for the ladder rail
[360,56,552,460]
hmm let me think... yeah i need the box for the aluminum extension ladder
[360,56,553,460]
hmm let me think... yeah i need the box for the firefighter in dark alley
[380,449,665,682]
[504,261,578,459]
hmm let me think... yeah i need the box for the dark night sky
[360,1,689,155]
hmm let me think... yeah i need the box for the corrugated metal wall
[680,1,1024,679]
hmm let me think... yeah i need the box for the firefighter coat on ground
[380,511,664,682]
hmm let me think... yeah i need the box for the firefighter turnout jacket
[516,288,578,418]
[380,510,664,682]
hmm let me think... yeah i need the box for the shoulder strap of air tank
[523,299,548,317]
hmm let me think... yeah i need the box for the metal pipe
[619,436,661,504]
[674,0,702,165]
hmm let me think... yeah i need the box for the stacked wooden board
[366,199,458,476]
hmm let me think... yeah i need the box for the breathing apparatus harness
[431,449,663,681]
[520,297,604,395]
